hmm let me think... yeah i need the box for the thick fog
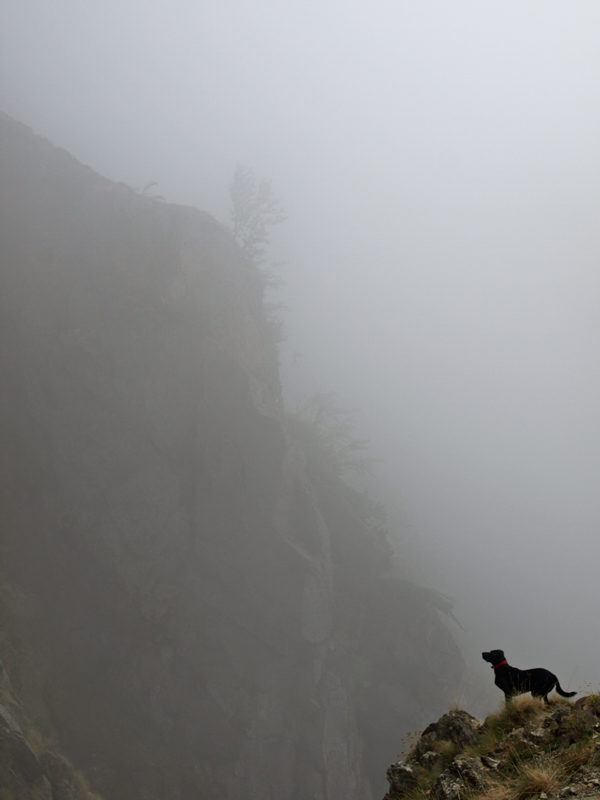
[2,1,600,706]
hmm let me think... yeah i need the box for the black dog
[482,649,577,705]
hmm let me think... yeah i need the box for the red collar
[492,660,507,669]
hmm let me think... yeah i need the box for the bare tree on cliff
[229,164,286,272]
[230,164,288,343]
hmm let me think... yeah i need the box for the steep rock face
[0,113,463,800]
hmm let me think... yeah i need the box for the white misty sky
[2,1,600,704]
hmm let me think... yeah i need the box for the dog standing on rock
[482,649,577,705]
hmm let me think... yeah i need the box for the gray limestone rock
[431,771,464,800]
[419,750,444,772]
[451,756,487,789]
[415,731,439,761]
[385,761,417,798]
[481,755,501,770]
[416,710,481,760]
[526,725,549,743]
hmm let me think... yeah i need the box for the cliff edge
[384,695,600,800]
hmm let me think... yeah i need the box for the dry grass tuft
[473,763,562,800]
[484,696,546,738]
[560,741,596,773]
[514,764,562,799]
[504,695,546,721]
[432,738,459,759]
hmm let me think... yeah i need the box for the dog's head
[482,650,505,665]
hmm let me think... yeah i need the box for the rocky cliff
[0,112,463,800]
[384,694,600,800]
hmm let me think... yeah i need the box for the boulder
[420,750,444,772]
[431,771,463,800]
[384,761,418,799]
[451,756,487,789]
[430,757,488,800]
[415,710,481,760]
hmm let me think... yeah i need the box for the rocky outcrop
[384,696,600,800]
[415,709,482,761]
[0,112,464,800]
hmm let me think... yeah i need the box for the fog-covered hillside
[0,113,464,800]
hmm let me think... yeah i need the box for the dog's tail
[555,683,577,698]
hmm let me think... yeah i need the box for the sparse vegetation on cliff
[289,390,377,480]
[229,163,288,344]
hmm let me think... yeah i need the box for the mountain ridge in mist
[0,112,465,800]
